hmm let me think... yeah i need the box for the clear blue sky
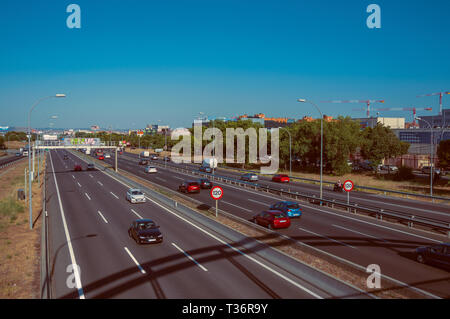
[1,0,449,129]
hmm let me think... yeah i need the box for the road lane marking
[72,175,75,179]
[97,181,103,186]
[124,247,146,274]
[173,176,184,180]
[248,198,270,205]
[97,211,108,224]
[110,192,119,199]
[131,209,143,219]
[332,224,391,243]
[171,242,208,272]
[85,193,91,200]
[155,177,166,182]
[221,200,253,213]
[298,227,357,249]
[89,174,93,178]
[49,152,85,299]
[77,182,82,187]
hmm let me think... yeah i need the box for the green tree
[437,140,450,170]
[0,136,5,150]
[360,123,410,171]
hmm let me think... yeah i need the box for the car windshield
[287,204,299,209]
[189,182,199,186]
[272,213,287,218]
[131,191,143,195]
[138,222,157,230]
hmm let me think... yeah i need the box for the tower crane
[321,99,385,117]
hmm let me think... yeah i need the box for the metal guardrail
[146,160,450,237]
[211,165,450,202]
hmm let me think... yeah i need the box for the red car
[98,155,105,160]
[74,164,82,171]
[253,210,291,230]
[272,174,289,183]
[178,181,200,193]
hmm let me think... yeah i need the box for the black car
[87,163,95,171]
[128,219,163,244]
[415,243,450,270]
[199,166,212,173]
[139,159,149,165]
[198,178,212,189]
[64,154,69,160]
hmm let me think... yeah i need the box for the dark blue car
[270,201,302,218]
[415,243,450,270]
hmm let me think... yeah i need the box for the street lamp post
[298,98,323,201]
[278,126,292,177]
[416,117,434,197]
[28,94,65,230]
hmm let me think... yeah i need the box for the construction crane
[321,99,385,118]
[361,107,433,125]
[417,91,450,115]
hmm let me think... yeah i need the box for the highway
[45,149,367,299]
[123,151,450,223]
[96,151,450,298]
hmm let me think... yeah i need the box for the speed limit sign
[343,180,354,192]
[210,186,223,200]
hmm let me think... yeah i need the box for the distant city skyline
[1,1,449,129]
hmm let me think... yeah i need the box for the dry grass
[5,141,26,150]
[0,155,45,298]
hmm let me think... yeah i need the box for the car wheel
[416,254,425,264]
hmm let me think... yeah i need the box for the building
[417,108,450,129]
[237,113,296,128]
[353,117,405,129]
[300,115,337,123]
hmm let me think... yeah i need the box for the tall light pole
[28,94,66,230]
[416,117,434,197]
[278,126,292,177]
[298,98,323,201]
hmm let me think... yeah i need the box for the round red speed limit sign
[343,180,354,192]
[210,186,223,200]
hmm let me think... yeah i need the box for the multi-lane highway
[96,151,450,298]
[46,149,369,299]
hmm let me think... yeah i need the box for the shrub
[394,166,414,181]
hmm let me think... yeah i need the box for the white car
[126,188,146,203]
[145,166,157,173]
[104,153,111,158]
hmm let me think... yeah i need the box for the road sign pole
[347,191,349,205]
[216,200,218,218]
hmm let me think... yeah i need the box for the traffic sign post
[343,180,354,205]
[210,186,223,217]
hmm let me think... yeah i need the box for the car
[128,219,163,244]
[381,165,398,172]
[198,178,212,189]
[74,164,82,171]
[150,154,158,160]
[63,154,69,160]
[272,174,289,183]
[15,152,21,157]
[421,166,434,174]
[240,173,259,182]
[145,165,157,173]
[126,188,146,203]
[87,163,95,171]
[139,159,149,165]
[178,181,201,193]
[119,150,123,155]
[199,166,212,173]
[252,210,291,230]
[163,156,171,162]
[270,201,302,218]
[104,153,111,159]
[415,243,450,270]
[98,155,105,160]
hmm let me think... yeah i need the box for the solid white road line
[247,198,271,205]
[110,192,119,199]
[131,209,143,219]
[173,176,184,180]
[97,211,108,224]
[155,177,166,182]
[124,247,146,274]
[171,242,208,272]
[49,152,85,299]
[298,227,357,249]
[332,224,391,243]
[222,200,253,213]
[85,193,91,201]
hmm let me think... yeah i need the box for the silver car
[241,173,258,182]
[126,188,146,203]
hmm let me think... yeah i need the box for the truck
[85,148,91,155]
[201,158,218,169]
[140,151,150,158]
